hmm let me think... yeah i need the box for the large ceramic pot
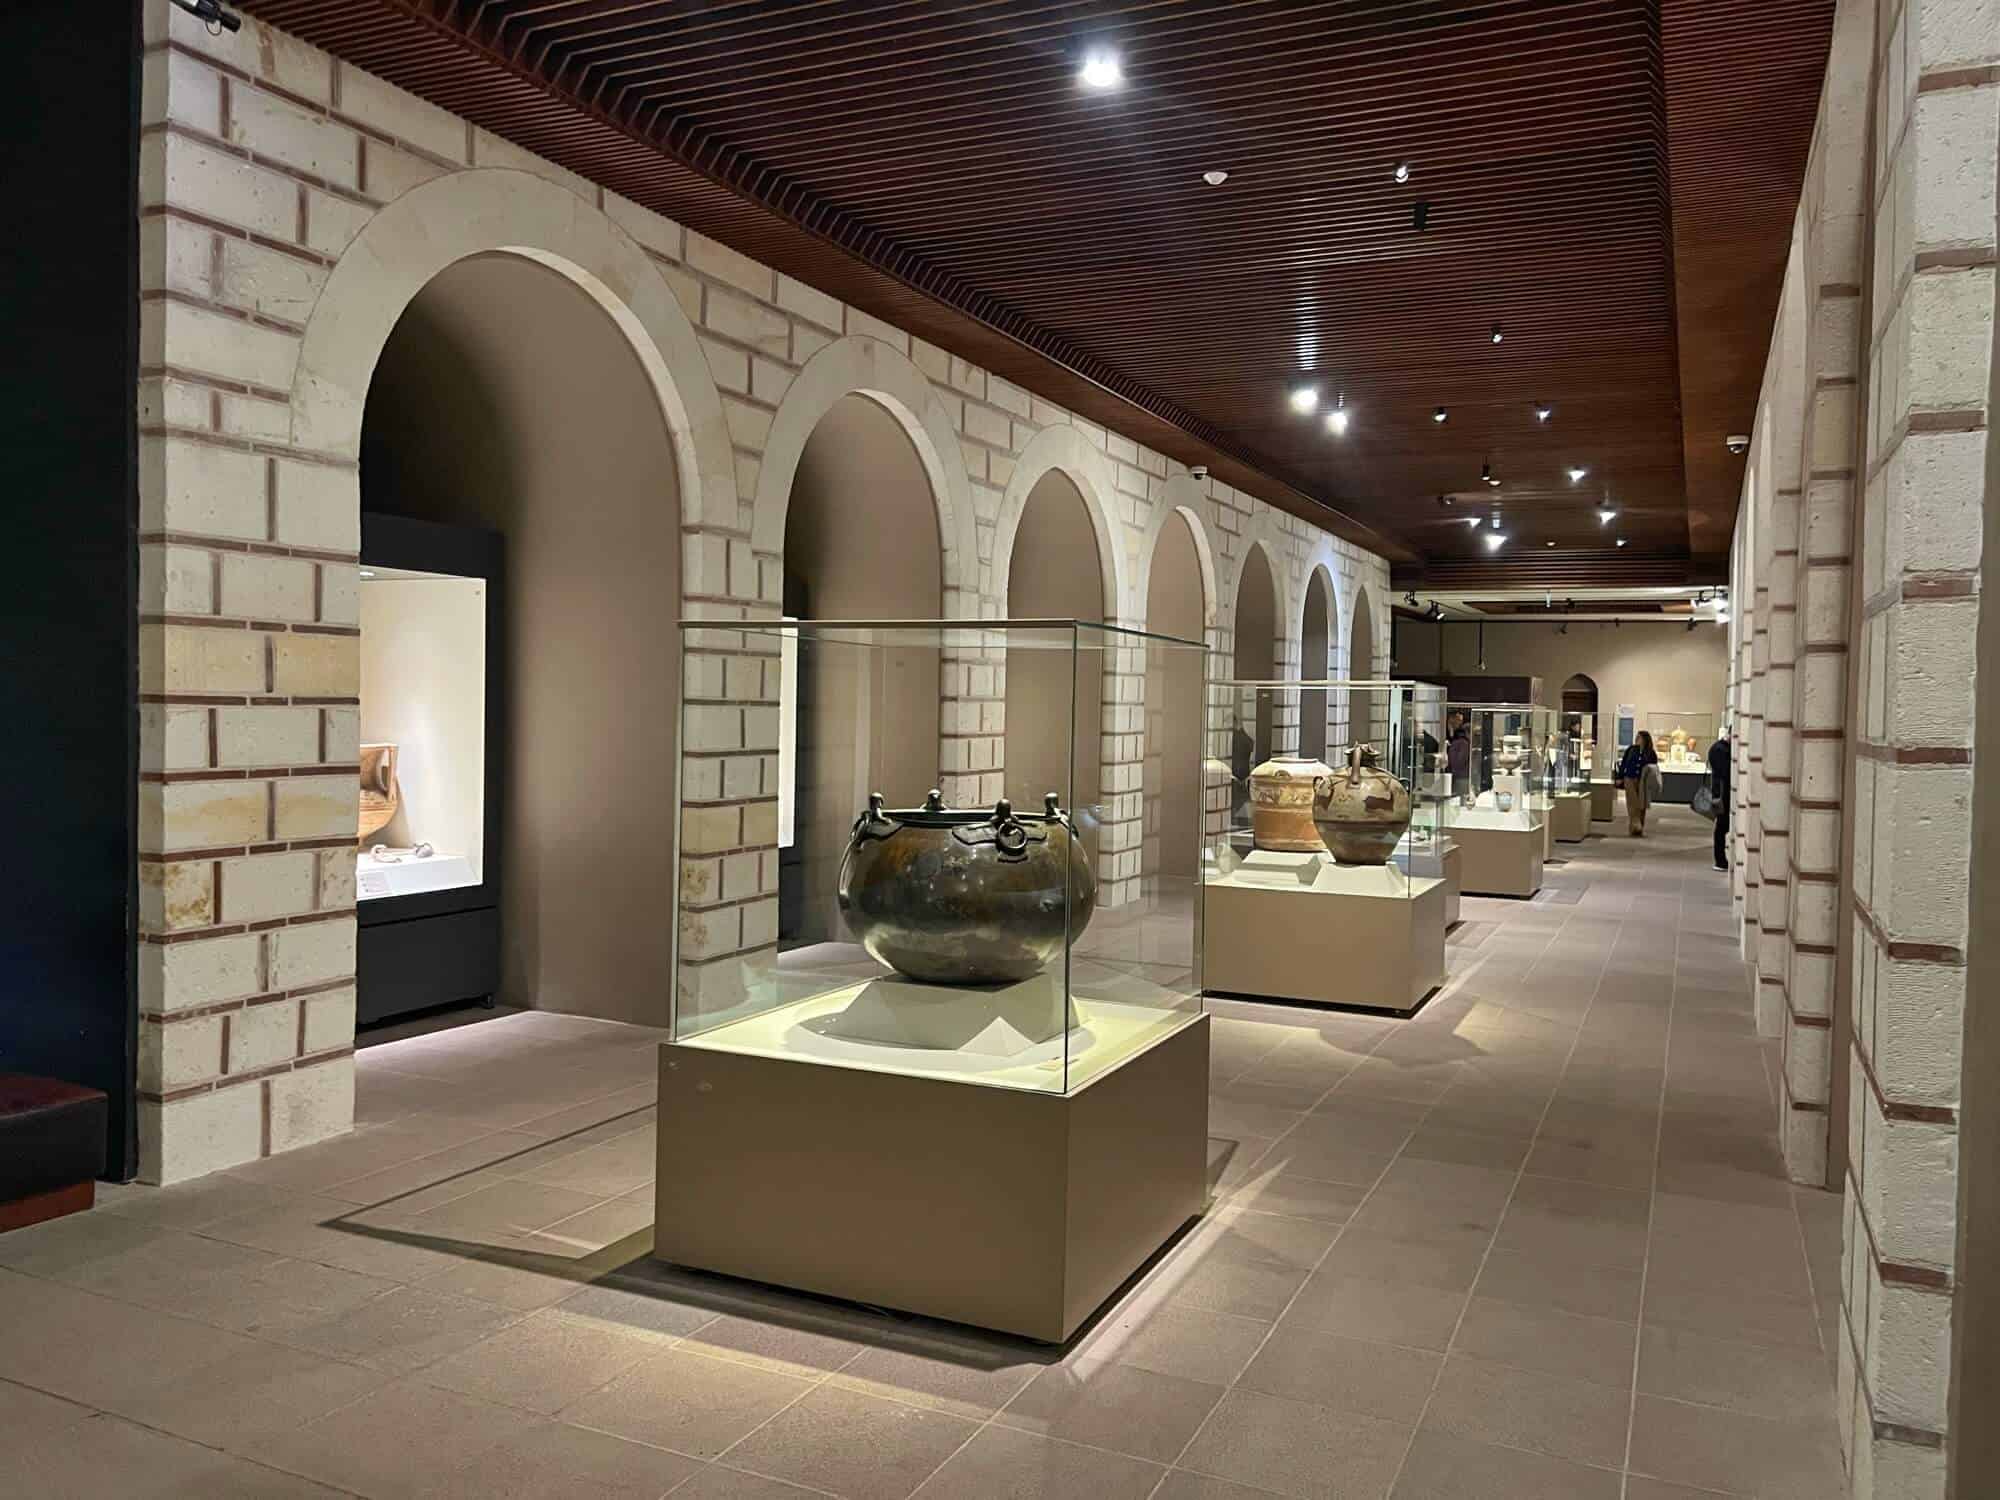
[1312,743,1413,865]
[1247,753,1334,852]
[358,743,399,845]
[838,790,1096,986]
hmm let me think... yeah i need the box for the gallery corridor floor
[0,810,1844,1499]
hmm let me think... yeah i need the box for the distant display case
[1202,680,1447,1012]
[1442,702,1547,896]
[355,514,502,1025]
[658,620,1210,1342]
[1648,710,1717,805]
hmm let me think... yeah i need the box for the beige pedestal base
[1451,820,1546,898]
[653,1016,1209,1343]
[1590,780,1618,821]
[1551,791,1592,843]
[1205,858,1447,1014]
[1442,840,1462,927]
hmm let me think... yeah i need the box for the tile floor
[0,808,1845,1499]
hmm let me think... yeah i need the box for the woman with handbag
[1707,729,1732,870]
[1616,730,1659,836]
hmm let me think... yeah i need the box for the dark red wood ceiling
[235,0,1831,586]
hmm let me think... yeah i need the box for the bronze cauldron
[838,790,1097,985]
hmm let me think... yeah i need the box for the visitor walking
[1447,719,1471,800]
[1616,730,1659,836]
[1709,728,1732,870]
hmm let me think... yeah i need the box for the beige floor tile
[1178,1387,1410,1500]
[0,1275,264,1413]
[1279,1271,1469,1351]
[910,1424,1163,1499]
[527,1194,656,1256]
[90,1175,300,1232]
[1236,1323,1442,1423]
[118,1340,387,1448]
[1223,1166,1370,1224]
[321,1130,550,1208]
[1449,1296,1636,1387]
[1628,1395,1845,1500]
[1637,1324,1841,1426]
[1153,1470,1298,1500]
[419,1308,664,1412]
[683,1312,871,1378]
[0,1377,94,1447]
[1623,1477,1736,1499]
[10,1410,347,1498]
[199,1193,471,1281]
[282,1285,521,1373]
[1471,1249,1642,1322]
[556,1276,724,1340]
[1314,1228,1491,1293]
[0,1208,167,1279]
[720,1384,977,1499]
[565,1346,813,1458]
[1641,1280,1823,1352]
[246,1378,524,1497]
[1158,1252,1307,1321]
[414,1249,595,1311]
[1077,1302,1272,1385]
[404,1179,610,1242]
[1420,1354,1630,1469]
[413,1420,702,1500]
[1176,1205,1342,1270]
[1389,1426,1623,1498]
[996,1356,1224,1463]
[831,1343,1043,1421]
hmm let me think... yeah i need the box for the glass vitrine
[1442,701,1547,832]
[672,619,1207,1095]
[1648,710,1717,771]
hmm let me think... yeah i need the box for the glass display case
[674,620,1208,1092]
[1648,710,1717,770]
[354,513,502,1026]
[1562,709,1600,783]
[1202,680,1447,1012]
[660,619,1211,1343]
[1441,701,1548,896]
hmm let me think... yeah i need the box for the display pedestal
[1205,854,1446,1014]
[1590,779,1618,822]
[1550,791,1592,843]
[1659,768,1705,806]
[1450,816,1546,898]
[653,1016,1209,1343]
[1442,840,1462,927]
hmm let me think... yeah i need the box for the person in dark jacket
[1446,723,1472,799]
[1615,731,1658,836]
[1708,729,1732,870]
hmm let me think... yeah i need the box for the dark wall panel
[0,6,141,1177]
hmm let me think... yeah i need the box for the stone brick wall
[1735,0,1996,1492]
[135,1,1390,1180]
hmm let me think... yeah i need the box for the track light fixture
[1597,507,1617,524]
[1404,591,1421,608]
[1433,406,1449,424]
[1436,493,1456,509]
[1490,324,1504,344]
[1326,392,1349,435]
[1616,538,1628,548]
[1534,402,1553,422]
[1394,161,1412,184]
[1481,460,1499,487]
[1289,385,1319,413]
[1427,601,1445,621]
[1567,466,1588,483]
[170,0,242,30]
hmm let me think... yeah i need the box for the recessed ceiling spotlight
[1393,161,1411,184]
[1078,50,1123,90]
[1464,516,1483,527]
[1490,324,1504,344]
[1289,385,1319,414]
[1325,393,1349,436]
[1567,466,1587,482]
[1597,507,1617,524]
[1615,538,1629,547]
[1433,406,1448,424]
[1545,540,1556,548]
[1483,530,1506,551]
[1534,403,1553,422]
[1481,460,1500,487]
[1202,169,1229,186]
[1436,493,1455,508]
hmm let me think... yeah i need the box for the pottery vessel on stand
[839,789,1096,986]
[358,743,400,844]
[1312,743,1413,865]
[1247,753,1333,852]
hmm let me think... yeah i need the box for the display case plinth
[653,1014,1209,1344]
[1450,817,1546,898]
[1550,791,1592,843]
[1590,779,1618,821]
[1205,855,1446,1014]
[1442,840,1462,927]
[1659,768,1705,806]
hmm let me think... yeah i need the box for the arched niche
[359,252,681,1027]
[1300,566,1336,763]
[1144,509,1210,885]
[1349,583,1383,749]
[779,393,944,948]
[1005,470,1106,841]
[1230,542,1280,817]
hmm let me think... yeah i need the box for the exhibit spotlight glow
[1289,385,1319,413]
[1078,51,1123,89]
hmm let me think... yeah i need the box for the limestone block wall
[1735,0,1996,1491]
[135,1,1390,1180]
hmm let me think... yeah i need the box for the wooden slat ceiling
[234,0,1831,586]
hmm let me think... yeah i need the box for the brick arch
[288,168,735,532]
[991,424,1129,622]
[751,335,978,607]
[1134,473,1222,638]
